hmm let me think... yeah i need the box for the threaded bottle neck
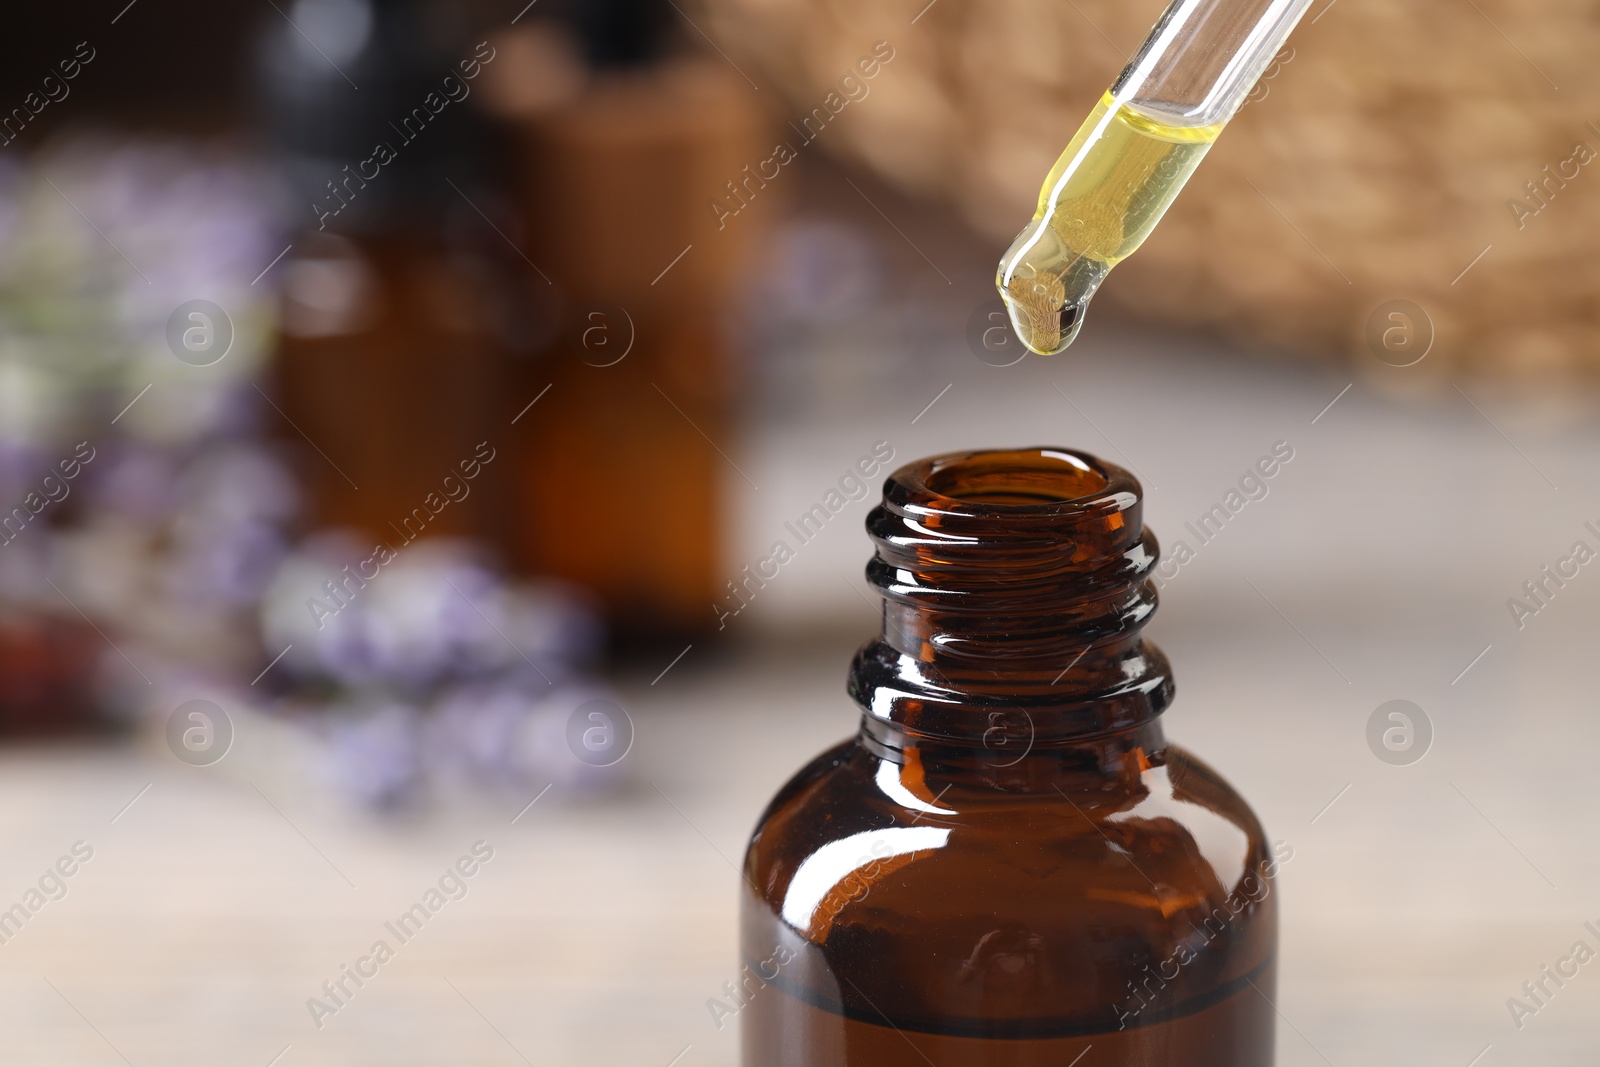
[848,447,1173,750]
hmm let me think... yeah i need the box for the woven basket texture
[695,0,1599,377]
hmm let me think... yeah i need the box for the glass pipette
[995,0,1317,354]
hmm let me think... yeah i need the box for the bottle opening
[918,448,1110,507]
[854,447,1171,747]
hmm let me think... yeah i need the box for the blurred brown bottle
[256,0,526,555]
[0,615,102,737]
[481,3,772,643]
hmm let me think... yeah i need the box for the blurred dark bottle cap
[569,0,674,69]
[255,0,487,235]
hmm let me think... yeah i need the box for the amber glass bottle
[741,448,1283,1065]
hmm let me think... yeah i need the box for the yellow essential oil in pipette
[996,91,1223,355]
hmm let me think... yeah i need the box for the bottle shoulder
[744,735,1280,951]
[741,736,1281,1032]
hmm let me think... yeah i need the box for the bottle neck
[847,448,1173,762]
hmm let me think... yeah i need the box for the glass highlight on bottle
[741,447,1282,1066]
[997,0,1318,354]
